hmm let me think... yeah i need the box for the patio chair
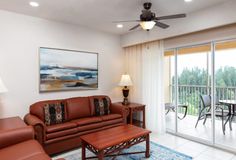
[165,103,188,120]
[195,95,230,134]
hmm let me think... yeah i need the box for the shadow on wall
[0,93,8,118]
[111,86,124,102]
[0,97,4,118]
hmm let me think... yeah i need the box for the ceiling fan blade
[155,21,169,29]
[129,24,140,31]
[112,20,140,23]
[156,14,186,20]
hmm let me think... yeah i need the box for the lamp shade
[0,78,7,93]
[119,74,133,87]
[140,21,156,30]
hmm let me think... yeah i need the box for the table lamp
[119,74,133,105]
[0,77,8,93]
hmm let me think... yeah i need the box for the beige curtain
[125,45,143,104]
[124,41,165,134]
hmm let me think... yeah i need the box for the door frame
[165,38,236,154]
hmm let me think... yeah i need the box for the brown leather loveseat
[0,126,63,160]
[24,95,129,155]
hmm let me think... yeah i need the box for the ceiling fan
[113,2,186,31]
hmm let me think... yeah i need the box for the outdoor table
[219,100,236,131]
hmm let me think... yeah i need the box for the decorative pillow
[94,97,110,116]
[44,103,65,126]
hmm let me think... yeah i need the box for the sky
[40,48,98,69]
[169,48,236,77]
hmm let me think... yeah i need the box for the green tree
[171,66,236,116]
[178,67,207,85]
[216,66,236,87]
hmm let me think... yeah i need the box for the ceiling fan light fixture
[140,21,156,30]
[29,1,39,7]
[116,24,123,28]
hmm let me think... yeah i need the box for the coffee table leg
[82,141,86,160]
[145,134,150,158]
[98,150,104,160]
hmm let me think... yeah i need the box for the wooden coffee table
[80,124,151,160]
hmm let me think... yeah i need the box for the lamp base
[122,97,129,105]
[122,87,130,105]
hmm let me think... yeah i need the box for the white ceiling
[0,0,232,35]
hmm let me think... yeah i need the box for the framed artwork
[39,47,98,92]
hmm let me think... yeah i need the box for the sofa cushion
[0,140,50,160]
[102,118,123,126]
[66,97,91,120]
[72,117,102,126]
[46,122,77,133]
[77,123,104,132]
[100,114,122,121]
[46,128,78,140]
[46,123,105,142]
[30,100,66,122]
[89,95,112,116]
[94,98,110,116]
[44,103,66,126]
[102,123,124,130]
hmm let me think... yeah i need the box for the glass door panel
[215,40,236,150]
[177,44,212,141]
[164,50,176,131]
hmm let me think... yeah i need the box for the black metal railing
[170,85,236,116]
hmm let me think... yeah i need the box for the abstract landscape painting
[39,47,98,92]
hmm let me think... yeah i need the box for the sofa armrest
[0,126,34,149]
[24,114,46,144]
[110,103,129,123]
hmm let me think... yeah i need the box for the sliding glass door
[177,44,212,142]
[214,40,236,151]
[164,50,176,131]
[165,39,236,153]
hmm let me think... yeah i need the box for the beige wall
[0,10,124,118]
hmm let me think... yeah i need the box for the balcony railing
[170,85,236,116]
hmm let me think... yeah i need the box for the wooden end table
[80,125,151,160]
[114,102,146,128]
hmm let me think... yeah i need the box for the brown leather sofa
[0,126,63,160]
[24,95,129,155]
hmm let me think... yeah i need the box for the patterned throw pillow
[94,97,110,116]
[44,103,65,126]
